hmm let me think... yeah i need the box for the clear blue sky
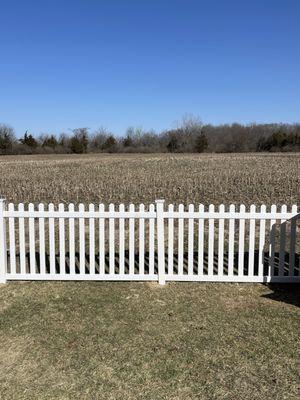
[0,0,299,137]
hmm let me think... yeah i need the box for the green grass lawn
[0,281,299,400]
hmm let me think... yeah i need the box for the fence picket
[68,203,75,275]
[188,204,194,275]
[218,204,225,276]
[8,203,16,275]
[258,205,266,277]
[248,205,256,276]
[139,204,145,275]
[0,199,7,283]
[38,203,46,275]
[149,204,155,275]
[279,205,287,276]
[268,205,277,277]
[238,204,245,276]
[79,204,85,275]
[208,204,215,276]
[178,204,184,275]
[49,203,55,275]
[59,204,65,275]
[28,203,36,274]
[156,200,165,284]
[289,205,297,277]
[89,204,95,275]
[119,204,125,275]
[99,204,105,275]
[109,204,115,274]
[198,204,204,275]
[129,204,135,275]
[18,203,26,274]
[228,204,235,276]
[168,204,174,275]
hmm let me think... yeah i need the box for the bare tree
[0,123,16,154]
[89,128,112,152]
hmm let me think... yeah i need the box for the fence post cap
[155,199,165,204]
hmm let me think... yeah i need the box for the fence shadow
[11,249,300,278]
[261,284,300,308]
[266,213,300,282]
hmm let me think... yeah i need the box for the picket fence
[0,199,299,284]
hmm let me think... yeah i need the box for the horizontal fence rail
[0,199,299,284]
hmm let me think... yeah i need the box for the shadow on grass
[261,283,300,308]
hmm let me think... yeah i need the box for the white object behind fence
[0,199,299,284]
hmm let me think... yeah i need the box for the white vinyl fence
[0,199,299,284]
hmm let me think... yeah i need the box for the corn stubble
[0,153,298,207]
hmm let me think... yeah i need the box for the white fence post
[0,198,7,284]
[156,199,165,285]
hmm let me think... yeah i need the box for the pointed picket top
[291,204,297,213]
[260,204,267,213]
[199,203,204,212]
[149,203,155,211]
[239,204,246,212]
[229,204,235,210]
[249,204,256,212]
[219,204,225,212]
[188,204,194,212]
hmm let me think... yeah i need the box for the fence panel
[1,200,299,284]
[163,202,299,283]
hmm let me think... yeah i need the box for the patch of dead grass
[0,281,299,399]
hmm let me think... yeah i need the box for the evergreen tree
[70,128,89,153]
[195,132,208,153]
[19,131,38,148]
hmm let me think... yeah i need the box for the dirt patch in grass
[0,281,299,399]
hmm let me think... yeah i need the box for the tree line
[0,117,299,155]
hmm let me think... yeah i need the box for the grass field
[0,153,299,399]
[0,282,299,400]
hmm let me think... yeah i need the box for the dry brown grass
[0,153,299,206]
[0,281,299,400]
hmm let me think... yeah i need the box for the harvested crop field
[0,153,299,206]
